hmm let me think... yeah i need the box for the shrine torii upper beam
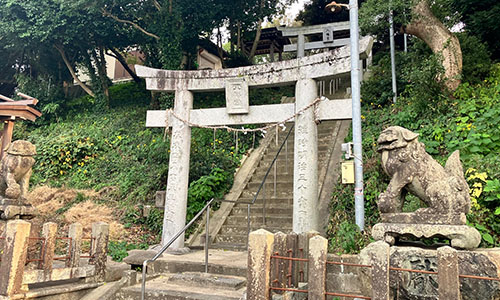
[137,37,373,249]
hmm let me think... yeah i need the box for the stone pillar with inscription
[162,88,194,249]
[293,78,319,233]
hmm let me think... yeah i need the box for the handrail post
[285,137,288,173]
[273,163,277,198]
[247,204,251,248]
[205,204,210,273]
[263,182,266,226]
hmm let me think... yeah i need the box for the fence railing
[0,220,109,297]
[247,230,500,300]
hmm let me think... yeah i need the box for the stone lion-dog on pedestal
[0,140,37,219]
[372,126,480,248]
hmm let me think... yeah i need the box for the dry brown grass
[26,186,125,240]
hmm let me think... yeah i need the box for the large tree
[360,0,463,91]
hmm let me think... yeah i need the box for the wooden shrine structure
[0,93,42,159]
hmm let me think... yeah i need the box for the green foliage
[108,240,149,262]
[361,41,444,109]
[457,33,492,84]
[451,0,500,60]
[328,64,500,251]
[187,167,231,221]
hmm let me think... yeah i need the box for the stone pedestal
[293,78,318,233]
[372,223,481,249]
[161,88,193,249]
[358,245,500,300]
[0,198,36,220]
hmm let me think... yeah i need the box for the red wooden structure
[0,92,42,159]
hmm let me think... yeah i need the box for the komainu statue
[377,126,470,216]
[0,140,37,219]
[372,126,481,249]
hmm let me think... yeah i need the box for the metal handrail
[245,124,295,246]
[141,197,216,300]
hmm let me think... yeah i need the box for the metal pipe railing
[141,198,216,300]
[246,124,295,245]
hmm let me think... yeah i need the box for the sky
[285,0,308,21]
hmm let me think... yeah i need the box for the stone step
[241,189,292,198]
[215,234,250,245]
[168,272,246,290]
[261,149,329,161]
[117,275,245,300]
[218,225,292,235]
[225,215,292,226]
[253,168,293,177]
[210,242,247,251]
[234,196,293,205]
[246,181,293,190]
[151,251,247,277]
[231,206,293,215]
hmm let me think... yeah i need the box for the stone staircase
[116,249,247,300]
[211,119,342,249]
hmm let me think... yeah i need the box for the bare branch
[153,0,162,11]
[54,45,95,98]
[102,9,160,40]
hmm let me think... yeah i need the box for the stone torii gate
[137,37,373,249]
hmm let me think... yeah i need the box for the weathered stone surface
[358,241,391,300]
[307,235,327,299]
[0,140,36,201]
[122,250,157,266]
[247,229,274,300]
[225,78,249,115]
[0,220,31,296]
[161,88,193,250]
[293,79,318,234]
[105,257,131,282]
[0,203,36,220]
[135,36,373,92]
[146,99,352,128]
[437,246,460,299]
[155,191,166,208]
[90,222,110,281]
[377,126,471,217]
[372,223,481,249]
[380,212,466,225]
[359,245,500,300]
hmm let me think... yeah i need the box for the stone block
[247,229,274,300]
[307,235,327,299]
[155,191,165,209]
[225,78,249,115]
[389,246,500,299]
[0,220,31,296]
[437,246,460,299]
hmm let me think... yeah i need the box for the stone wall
[247,230,500,300]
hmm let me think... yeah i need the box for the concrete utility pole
[349,0,365,231]
[389,10,397,103]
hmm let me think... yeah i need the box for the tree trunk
[54,45,95,97]
[97,47,110,103]
[109,48,142,83]
[237,20,242,51]
[405,0,462,91]
[249,22,262,60]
